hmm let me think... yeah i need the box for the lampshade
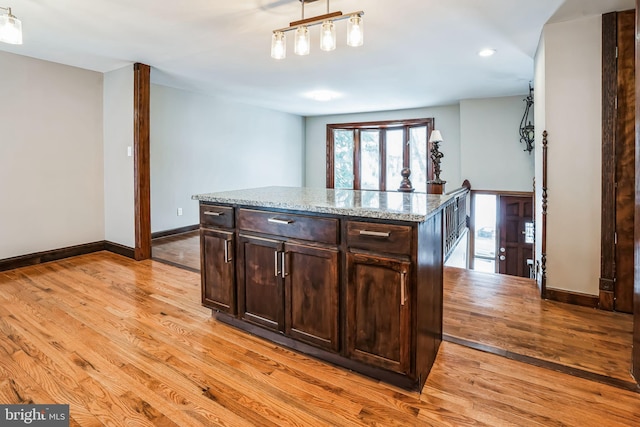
[294,26,310,56]
[271,31,286,59]
[0,7,22,45]
[320,20,336,51]
[347,15,363,47]
[429,130,443,143]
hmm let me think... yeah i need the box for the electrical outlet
[177,208,183,216]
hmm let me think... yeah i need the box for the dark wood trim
[151,224,199,240]
[0,241,135,272]
[325,125,335,188]
[541,130,548,295]
[543,288,599,309]
[327,118,434,129]
[104,241,136,259]
[134,63,152,261]
[601,12,617,311]
[633,0,640,385]
[471,189,534,197]
[443,335,640,393]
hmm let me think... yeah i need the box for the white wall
[539,15,602,295]
[103,65,135,248]
[305,105,462,190]
[150,84,305,233]
[0,51,104,259]
[460,96,534,192]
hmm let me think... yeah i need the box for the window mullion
[354,129,361,190]
[380,130,386,191]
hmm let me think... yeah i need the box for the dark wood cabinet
[201,225,235,314]
[285,243,339,352]
[237,234,284,332]
[198,199,444,392]
[347,252,411,374]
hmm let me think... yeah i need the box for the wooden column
[134,63,151,261]
[600,12,617,309]
[633,0,640,384]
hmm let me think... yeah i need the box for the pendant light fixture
[347,14,363,47]
[0,6,22,45]
[271,0,364,59]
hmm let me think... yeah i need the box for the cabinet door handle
[274,251,281,277]
[268,218,294,225]
[204,211,223,216]
[223,239,232,263]
[359,230,390,238]
[400,271,407,306]
[281,251,287,278]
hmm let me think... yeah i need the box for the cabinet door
[284,243,339,352]
[201,229,235,314]
[238,234,284,332]
[346,252,411,374]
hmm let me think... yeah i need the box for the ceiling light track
[271,0,364,59]
[0,5,22,45]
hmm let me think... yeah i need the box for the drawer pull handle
[268,218,294,225]
[204,211,223,216]
[400,271,407,306]
[359,230,390,238]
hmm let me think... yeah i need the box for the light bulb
[347,15,363,47]
[271,31,286,59]
[294,26,310,56]
[0,12,22,45]
[320,21,336,52]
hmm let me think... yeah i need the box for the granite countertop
[192,186,453,222]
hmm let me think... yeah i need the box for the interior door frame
[632,0,639,385]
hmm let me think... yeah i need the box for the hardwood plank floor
[148,232,637,388]
[152,231,200,272]
[0,252,638,426]
[443,267,635,384]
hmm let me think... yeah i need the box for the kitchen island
[192,186,452,391]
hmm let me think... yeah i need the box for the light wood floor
[444,267,635,385]
[152,231,200,272]
[151,232,637,387]
[0,252,639,426]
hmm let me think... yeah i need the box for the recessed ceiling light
[478,48,496,57]
[305,90,341,102]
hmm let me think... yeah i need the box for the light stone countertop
[192,186,453,222]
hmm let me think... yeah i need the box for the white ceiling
[0,0,634,116]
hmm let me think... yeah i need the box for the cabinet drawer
[347,221,412,255]
[238,209,338,245]
[200,204,234,229]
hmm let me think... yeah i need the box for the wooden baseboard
[544,288,599,309]
[104,241,136,259]
[0,241,135,272]
[151,224,199,240]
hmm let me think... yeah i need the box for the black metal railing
[442,181,470,260]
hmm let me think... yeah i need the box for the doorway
[471,192,534,279]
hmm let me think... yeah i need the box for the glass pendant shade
[347,15,363,47]
[294,26,310,55]
[320,21,336,52]
[271,31,286,59]
[0,11,22,45]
